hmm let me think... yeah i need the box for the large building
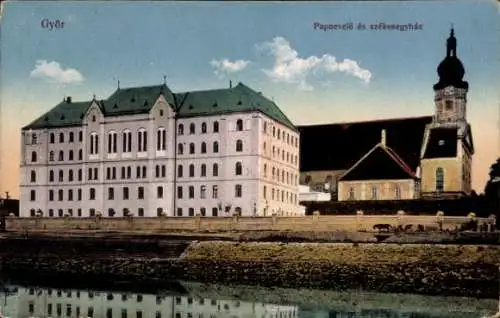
[20,82,300,218]
[299,28,474,202]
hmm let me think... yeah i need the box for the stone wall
[5,213,494,233]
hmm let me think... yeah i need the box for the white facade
[298,185,331,202]
[20,89,301,218]
[15,286,298,318]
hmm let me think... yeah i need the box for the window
[178,124,184,135]
[157,186,163,199]
[189,186,195,199]
[50,133,55,143]
[212,207,218,217]
[177,186,183,199]
[445,100,453,110]
[69,132,74,142]
[201,142,207,153]
[58,189,63,201]
[58,150,64,161]
[177,165,183,178]
[235,162,242,175]
[89,188,96,200]
[108,188,114,200]
[78,169,82,181]
[371,186,378,200]
[123,187,129,200]
[177,208,183,216]
[212,185,218,199]
[263,164,267,177]
[68,189,73,201]
[263,122,267,133]
[138,187,144,199]
[236,119,243,131]
[263,186,267,199]
[395,184,401,200]
[78,149,83,160]
[68,170,74,181]
[200,208,206,217]
[49,151,55,161]
[200,185,206,199]
[161,165,166,177]
[30,190,36,201]
[348,187,355,200]
[201,122,207,133]
[29,133,36,145]
[138,208,144,217]
[49,170,54,182]
[213,141,219,153]
[30,170,36,182]
[189,143,195,154]
[157,127,166,150]
[189,164,195,177]
[31,151,37,162]
[178,143,184,155]
[436,167,444,192]
[137,129,147,152]
[77,189,82,201]
[189,123,195,134]
[213,163,219,176]
[59,132,64,143]
[59,170,64,182]
[236,139,243,152]
[213,121,219,133]
[200,164,207,177]
[156,208,163,217]
[235,184,242,197]
[122,130,132,152]
[107,131,117,153]
[68,150,74,161]
[189,208,195,216]
[89,132,99,154]
[79,131,83,142]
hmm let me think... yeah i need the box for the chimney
[381,129,386,147]
[229,80,232,89]
[66,96,72,103]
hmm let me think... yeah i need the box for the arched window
[236,140,243,152]
[49,170,54,182]
[236,119,243,131]
[178,124,184,135]
[189,123,195,134]
[213,163,219,177]
[189,164,195,177]
[58,150,64,161]
[201,142,207,153]
[201,122,207,133]
[122,130,132,153]
[107,131,117,153]
[58,170,64,182]
[49,133,55,144]
[68,170,74,181]
[69,132,74,142]
[178,143,184,155]
[177,165,183,178]
[31,133,37,145]
[68,150,74,161]
[189,143,195,154]
[156,127,166,151]
[436,167,444,192]
[201,164,207,176]
[213,141,219,153]
[213,121,219,133]
[235,162,242,175]
[30,171,36,182]
[31,151,37,162]
[155,165,160,178]
[137,129,147,152]
[89,132,99,154]
[59,132,64,143]
[78,149,83,160]
[263,164,267,177]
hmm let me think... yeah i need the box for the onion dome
[433,28,469,90]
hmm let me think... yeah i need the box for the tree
[484,158,500,218]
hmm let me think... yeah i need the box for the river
[0,279,497,318]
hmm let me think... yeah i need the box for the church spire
[446,25,457,57]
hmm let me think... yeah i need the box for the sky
[0,1,499,198]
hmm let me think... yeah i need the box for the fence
[4,212,496,233]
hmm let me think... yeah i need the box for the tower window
[435,167,444,192]
[438,140,445,146]
[445,100,453,110]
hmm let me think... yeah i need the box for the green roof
[22,82,296,131]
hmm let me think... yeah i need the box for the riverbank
[0,236,498,298]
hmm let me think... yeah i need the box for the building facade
[299,28,474,202]
[20,82,300,217]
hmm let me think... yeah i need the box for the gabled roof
[423,127,458,159]
[298,116,432,173]
[339,143,417,181]
[22,82,296,131]
[175,82,296,130]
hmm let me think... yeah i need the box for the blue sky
[1,0,499,196]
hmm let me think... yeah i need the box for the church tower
[420,27,475,199]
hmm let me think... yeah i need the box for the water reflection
[0,283,497,318]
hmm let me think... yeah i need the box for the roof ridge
[298,115,433,128]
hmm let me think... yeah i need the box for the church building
[298,28,474,202]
